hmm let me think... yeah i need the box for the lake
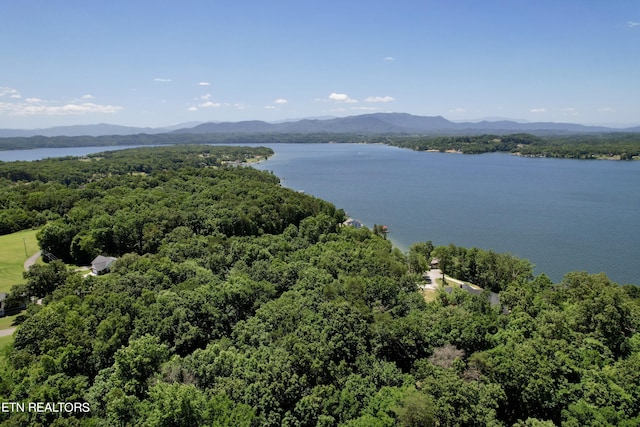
[251,144,640,285]
[2,143,639,284]
[0,145,152,162]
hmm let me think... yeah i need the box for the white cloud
[13,102,122,116]
[265,99,288,109]
[0,102,16,114]
[365,96,395,103]
[200,93,212,100]
[70,94,96,103]
[0,87,21,98]
[351,106,377,111]
[199,101,221,108]
[329,92,357,103]
[197,82,211,86]
[598,107,614,112]
[187,106,198,112]
[384,56,395,61]
[530,108,547,113]
[0,88,122,116]
[628,21,640,28]
[64,104,121,114]
[154,78,172,82]
[448,107,466,113]
[329,93,348,101]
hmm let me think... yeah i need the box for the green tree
[408,241,433,273]
[22,259,69,298]
[143,383,253,427]
[393,389,436,427]
[37,221,77,261]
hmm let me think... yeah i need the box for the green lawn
[0,229,40,294]
[0,314,19,330]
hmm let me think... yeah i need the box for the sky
[1,0,639,129]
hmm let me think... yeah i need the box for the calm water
[3,143,639,284]
[0,145,151,162]
[252,144,640,285]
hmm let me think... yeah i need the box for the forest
[377,133,640,159]
[0,146,639,426]
[2,131,640,160]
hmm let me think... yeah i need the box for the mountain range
[1,113,639,138]
[0,122,202,138]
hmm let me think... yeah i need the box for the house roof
[461,283,482,296]
[91,255,117,272]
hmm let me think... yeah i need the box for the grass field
[0,229,40,294]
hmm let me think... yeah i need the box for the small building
[91,255,117,275]
[342,218,363,228]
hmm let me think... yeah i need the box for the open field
[0,229,39,293]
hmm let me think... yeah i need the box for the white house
[91,255,117,275]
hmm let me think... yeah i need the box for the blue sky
[1,0,639,128]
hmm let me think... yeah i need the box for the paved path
[420,268,481,290]
[23,251,41,271]
[431,269,467,286]
[0,327,16,337]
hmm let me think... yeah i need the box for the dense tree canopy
[2,131,640,160]
[0,146,638,426]
[378,133,640,159]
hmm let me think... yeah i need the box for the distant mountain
[2,113,639,138]
[270,115,336,123]
[173,113,636,135]
[452,120,616,133]
[176,113,456,134]
[155,121,204,132]
[0,122,203,137]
